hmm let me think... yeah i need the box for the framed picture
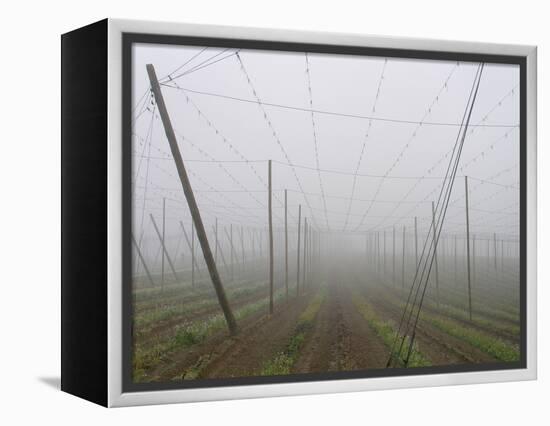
[61,19,537,407]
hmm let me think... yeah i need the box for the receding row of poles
[362,175,518,320]
[142,63,518,335]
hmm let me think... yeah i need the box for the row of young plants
[374,288,520,363]
[352,292,431,368]
[134,281,268,334]
[133,288,287,381]
[259,288,327,376]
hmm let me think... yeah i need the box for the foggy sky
[131,43,520,253]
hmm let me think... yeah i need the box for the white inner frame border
[107,18,537,407]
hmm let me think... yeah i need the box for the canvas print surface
[129,41,521,385]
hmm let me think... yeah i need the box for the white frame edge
[107,18,537,407]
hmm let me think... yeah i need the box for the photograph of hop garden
[130,42,521,384]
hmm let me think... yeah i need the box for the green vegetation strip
[352,293,431,368]
[422,314,519,362]
[133,278,258,311]
[260,289,327,376]
[433,302,519,337]
[134,289,286,380]
[376,292,519,363]
[134,283,265,333]
[390,296,520,339]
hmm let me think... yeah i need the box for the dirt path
[148,294,311,381]
[201,295,312,379]
[293,284,388,373]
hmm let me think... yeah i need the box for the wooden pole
[214,218,218,263]
[297,205,302,295]
[473,235,476,283]
[131,234,155,287]
[464,176,473,321]
[493,232,498,271]
[392,226,396,286]
[501,238,504,271]
[149,214,179,282]
[259,229,263,258]
[284,189,288,300]
[268,160,274,315]
[454,234,458,287]
[178,221,200,272]
[377,231,381,273]
[241,225,245,271]
[414,216,418,268]
[402,226,406,289]
[224,226,236,282]
[146,64,237,334]
[432,201,440,307]
[383,230,386,274]
[211,225,230,275]
[303,218,308,290]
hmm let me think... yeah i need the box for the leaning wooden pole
[178,221,200,272]
[131,234,155,287]
[268,160,274,315]
[211,225,230,275]
[296,205,302,296]
[464,176,473,321]
[150,214,179,282]
[146,64,237,334]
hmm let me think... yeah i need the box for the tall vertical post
[241,225,245,271]
[392,226,396,286]
[377,231,381,273]
[296,205,302,295]
[402,226,406,289]
[303,218,308,290]
[284,189,288,300]
[268,160,274,315]
[259,229,263,258]
[501,239,504,271]
[251,229,256,259]
[383,230,386,274]
[464,176,473,321]
[454,234,458,287]
[146,64,237,334]
[230,224,234,282]
[432,201,440,307]
[473,235,476,283]
[191,221,195,288]
[214,218,218,263]
[493,232,498,271]
[161,197,166,289]
[414,216,418,268]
